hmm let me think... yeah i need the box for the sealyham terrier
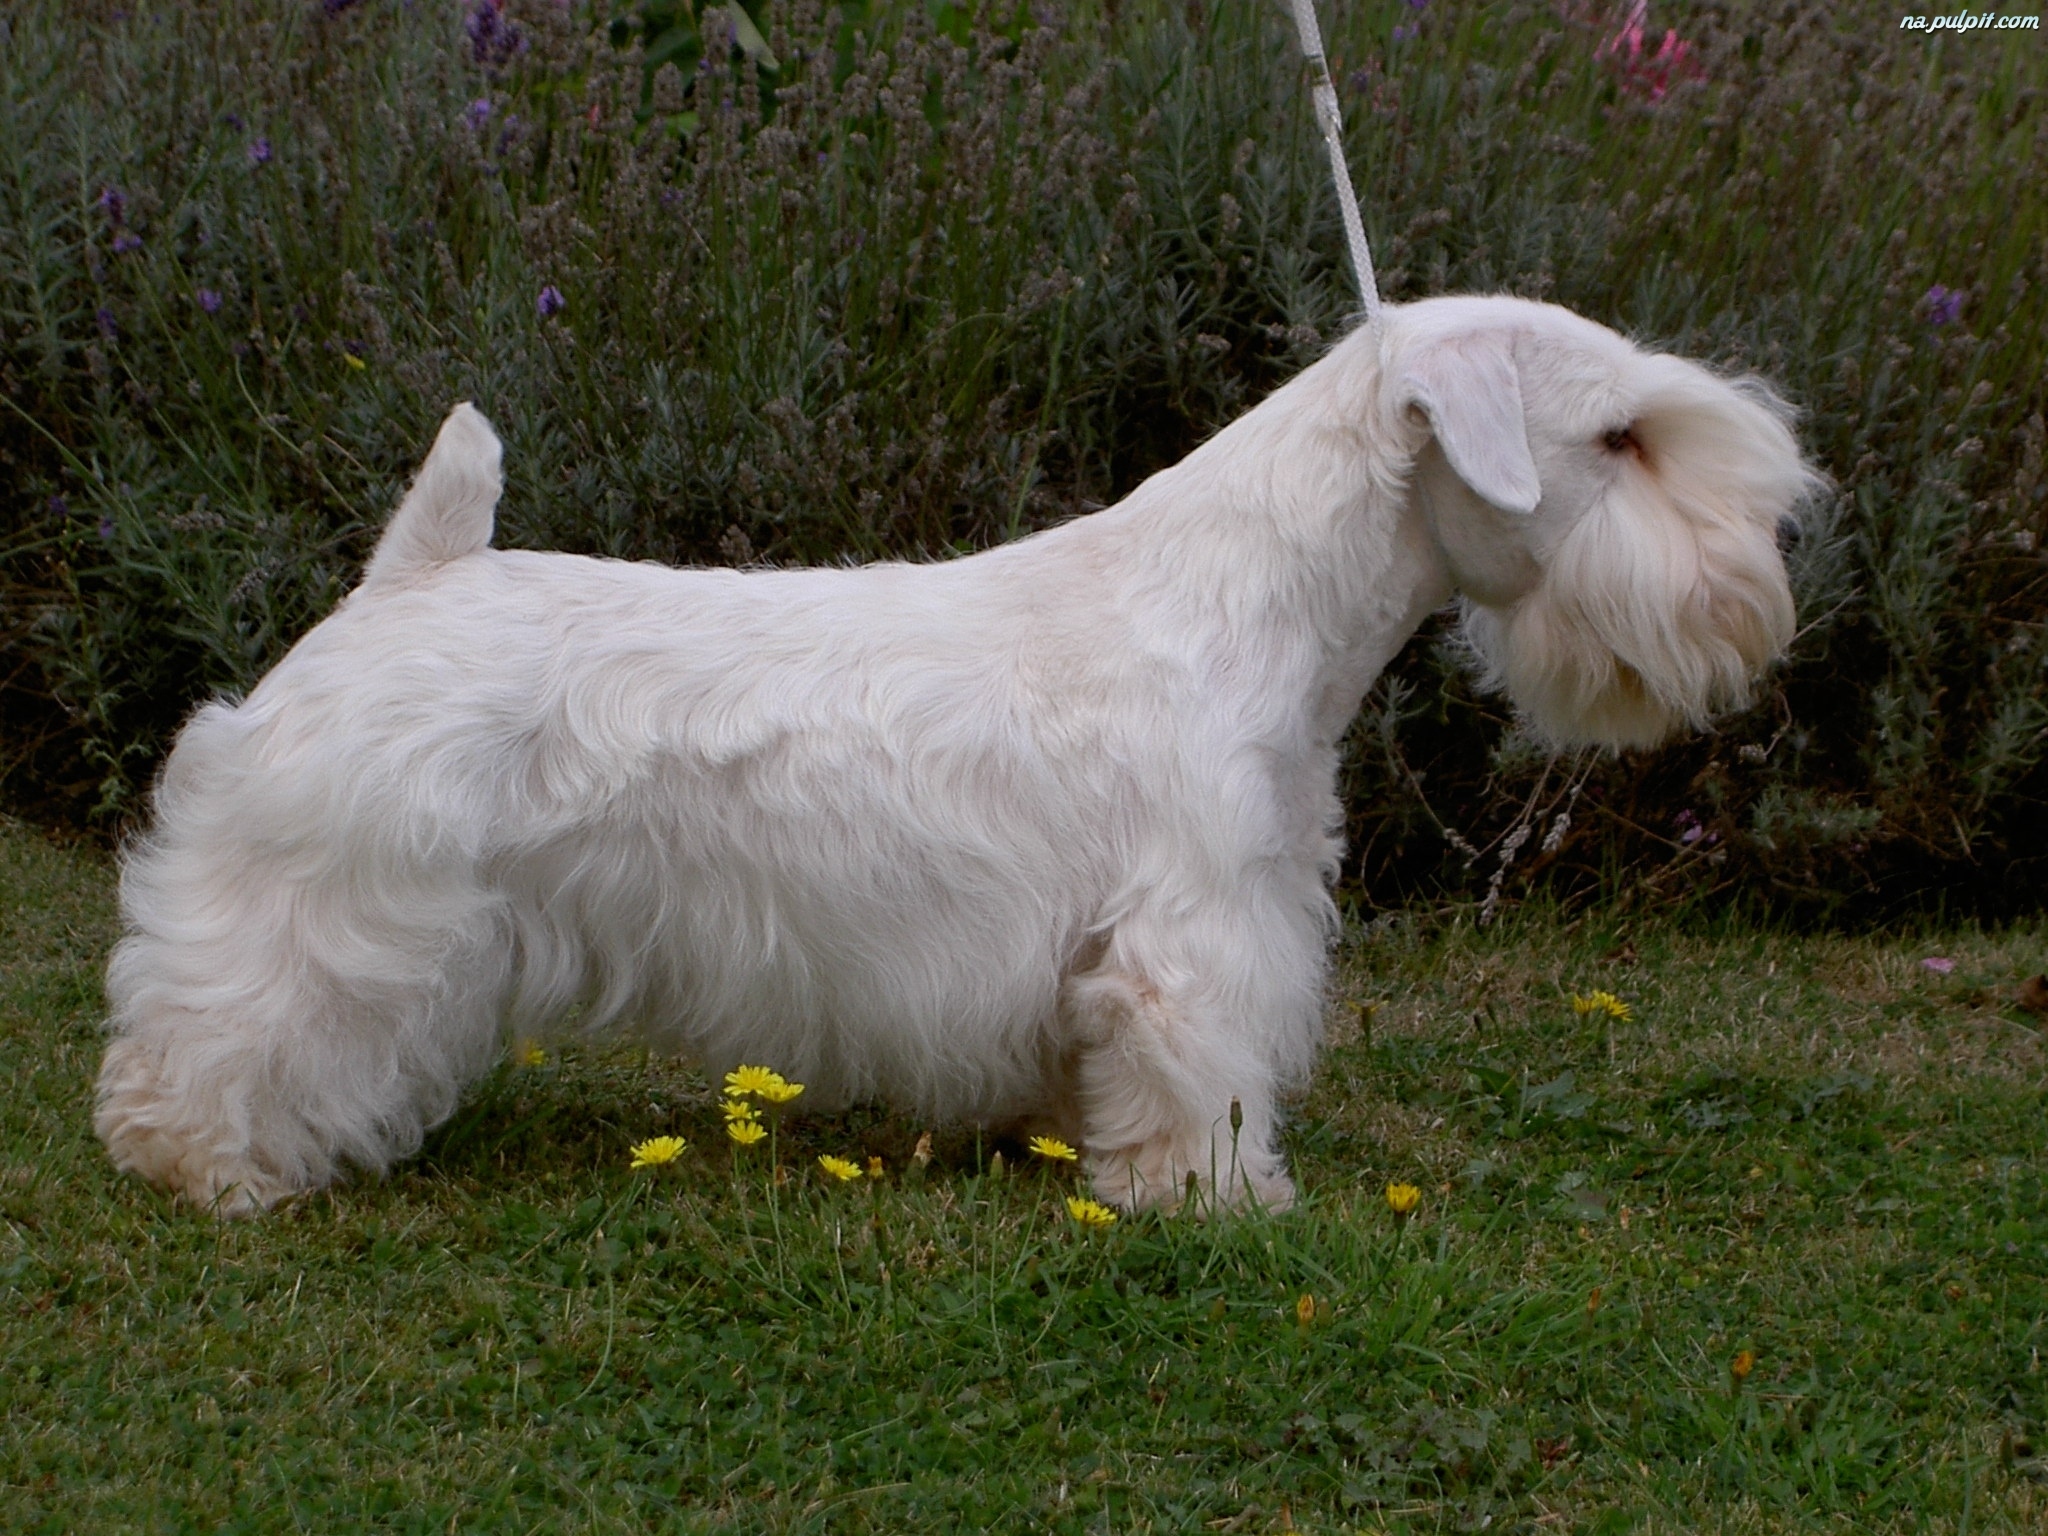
[97,295,1821,1216]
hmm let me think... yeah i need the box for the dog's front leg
[1059,959,1299,1215]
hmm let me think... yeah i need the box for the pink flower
[1597,2,1702,101]
[1920,957,1956,975]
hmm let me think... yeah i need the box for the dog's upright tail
[360,402,503,588]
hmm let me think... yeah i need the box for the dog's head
[1387,295,1822,750]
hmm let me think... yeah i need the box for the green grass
[3,816,2046,1533]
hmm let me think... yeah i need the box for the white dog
[96,296,1819,1216]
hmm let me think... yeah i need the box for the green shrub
[1,0,2042,915]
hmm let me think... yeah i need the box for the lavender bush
[1,0,2042,916]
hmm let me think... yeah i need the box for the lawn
[3,816,2044,1532]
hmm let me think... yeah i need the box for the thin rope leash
[1286,0,1382,324]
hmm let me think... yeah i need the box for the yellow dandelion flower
[1571,990,1632,1021]
[756,1075,805,1105]
[818,1155,864,1183]
[866,1156,885,1179]
[517,1042,547,1067]
[1731,1349,1757,1381]
[342,352,366,371]
[720,1097,759,1122]
[1028,1135,1079,1163]
[629,1135,686,1169]
[723,1065,782,1099]
[1386,1182,1422,1214]
[1065,1196,1119,1228]
[1295,1293,1317,1326]
[726,1119,767,1147]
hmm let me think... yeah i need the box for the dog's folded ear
[1398,332,1542,516]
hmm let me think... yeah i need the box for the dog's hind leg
[1060,965,1299,1215]
[97,797,509,1215]
[97,915,509,1216]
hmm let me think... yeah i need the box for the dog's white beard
[1460,435,1799,751]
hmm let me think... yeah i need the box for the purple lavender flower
[537,284,566,318]
[98,515,117,541]
[97,187,126,223]
[112,233,142,254]
[1406,0,1429,9]
[197,288,223,314]
[247,137,273,166]
[1675,809,1703,844]
[466,98,494,130]
[224,111,245,131]
[1924,285,1964,326]
[1392,22,1418,40]
[96,308,118,338]
[47,495,68,518]
[322,0,364,14]
[466,0,525,68]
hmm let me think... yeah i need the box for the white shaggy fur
[96,296,1821,1217]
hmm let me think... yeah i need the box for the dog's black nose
[1776,516,1802,554]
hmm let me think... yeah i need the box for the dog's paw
[1087,1143,1295,1216]
[96,1038,303,1218]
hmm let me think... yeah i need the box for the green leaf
[722,3,780,69]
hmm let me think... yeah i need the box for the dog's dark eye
[1602,426,1641,455]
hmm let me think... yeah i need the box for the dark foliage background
[1,0,2043,919]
